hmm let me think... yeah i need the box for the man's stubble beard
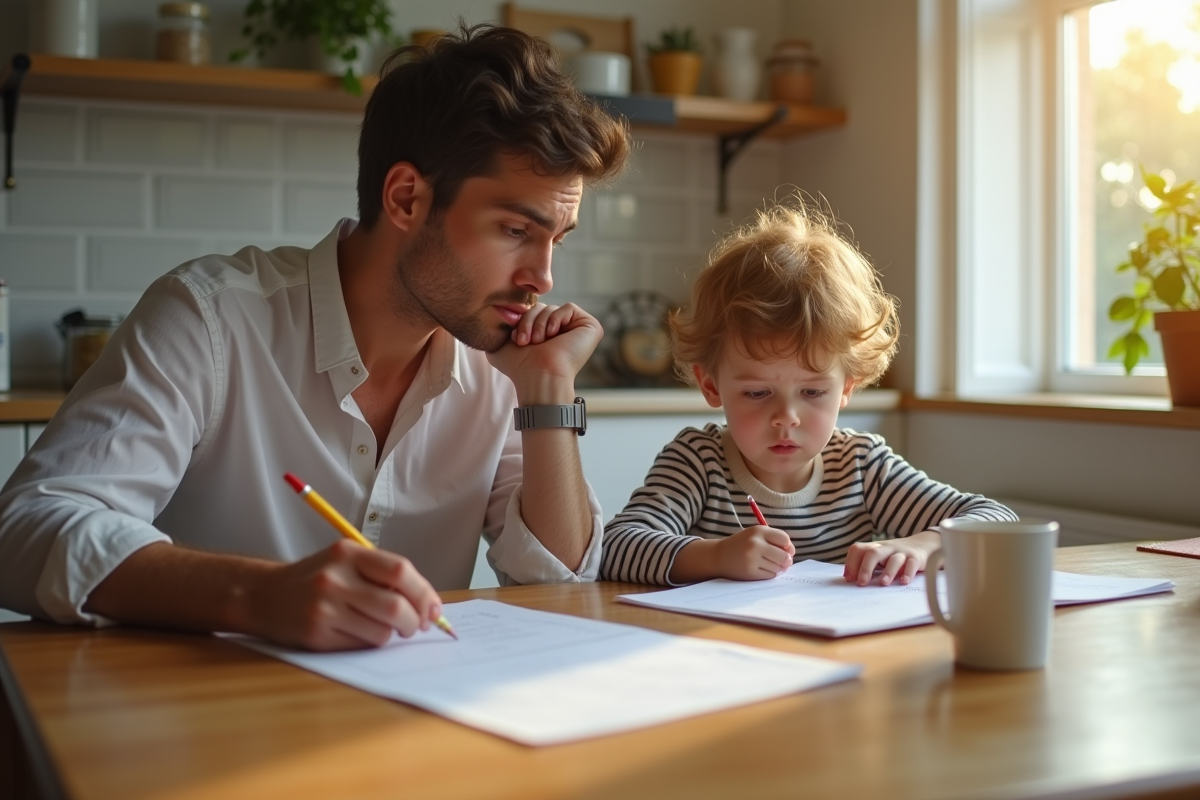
[391,216,536,353]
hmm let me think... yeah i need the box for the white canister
[30,0,99,58]
[0,280,9,392]
[564,51,632,97]
[713,27,761,102]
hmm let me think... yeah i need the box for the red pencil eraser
[283,473,306,493]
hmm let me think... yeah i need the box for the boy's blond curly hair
[670,199,899,387]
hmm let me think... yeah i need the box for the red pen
[746,495,768,527]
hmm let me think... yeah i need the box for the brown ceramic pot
[648,51,702,95]
[1154,308,1200,407]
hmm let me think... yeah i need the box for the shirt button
[368,511,379,522]
[357,445,369,455]
[351,366,360,375]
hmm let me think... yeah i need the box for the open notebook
[617,560,1176,638]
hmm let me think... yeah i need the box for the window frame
[922,0,1171,399]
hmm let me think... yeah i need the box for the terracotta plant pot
[648,51,702,95]
[1154,309,1200,407]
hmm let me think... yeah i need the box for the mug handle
[925,548,955,632]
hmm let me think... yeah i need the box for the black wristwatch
[512,396,587,436]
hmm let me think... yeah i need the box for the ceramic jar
[712,27,760,102]
[30,0,98,58]
[766,39,819,104]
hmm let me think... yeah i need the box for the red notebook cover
[1137,537,1200,560]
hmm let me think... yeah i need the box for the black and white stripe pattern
[601,424,1017,585]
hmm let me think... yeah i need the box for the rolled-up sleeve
[0,275,218,624]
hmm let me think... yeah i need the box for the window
[929,0,1177,397]
[1056,0,1197,394]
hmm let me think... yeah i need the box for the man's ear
[381,162,431,233]
[694,364,723,409]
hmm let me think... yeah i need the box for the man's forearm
[517,428,593,571]
[83,542,274,634]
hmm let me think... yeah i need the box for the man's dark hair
[357,23,631,227]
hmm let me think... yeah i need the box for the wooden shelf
[5,54,846,137]
[7,53,375,113]
[671,95,845,137]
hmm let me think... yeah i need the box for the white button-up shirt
[0,220,602,624]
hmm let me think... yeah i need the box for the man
[0,25,630,650]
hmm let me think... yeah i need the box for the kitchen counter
[0,391,67,423]
[582,387,902,415]
[0,388,904,423]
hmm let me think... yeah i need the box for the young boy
[601,202,1016,588]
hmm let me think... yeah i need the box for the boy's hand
[713,526,796,580]
[844,530,942,587]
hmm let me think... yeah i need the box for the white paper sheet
[228,599,861,746]
[617,560,1175,638]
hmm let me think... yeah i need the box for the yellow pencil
[284,472,457,640]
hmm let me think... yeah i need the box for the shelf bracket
[716,103,788,215]
[2,54,31,190]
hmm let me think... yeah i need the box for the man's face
[393,153,582,352]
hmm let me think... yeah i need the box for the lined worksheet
[229,599,861,745]
[617,560,1176,637]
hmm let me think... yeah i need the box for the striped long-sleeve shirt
[601,423,1017,585]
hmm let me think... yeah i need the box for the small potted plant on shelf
[230,0,396,95]
[646,26,702,96]
[1108,166,1200,406]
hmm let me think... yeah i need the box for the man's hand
[843,530,942,587]
[486,303,602,402]
[247,540,444,650]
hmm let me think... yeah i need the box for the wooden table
[2,543,1199,800]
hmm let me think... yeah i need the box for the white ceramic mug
[925,518,1059,670]
[30,0,99,58]
[564,51,631,96]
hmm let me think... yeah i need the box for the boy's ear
[839,375,856,409]
[381,161,431,233]
[694,364,723,409]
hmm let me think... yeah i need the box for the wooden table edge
[0,641,70,800]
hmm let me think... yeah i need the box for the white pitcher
[713,27,760,102]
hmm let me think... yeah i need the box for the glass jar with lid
[765,39,819,104]
[156,2,210,65]
[55,310,124,390]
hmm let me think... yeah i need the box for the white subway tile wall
[0,98,786,387]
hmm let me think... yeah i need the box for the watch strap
[513,396,587,435]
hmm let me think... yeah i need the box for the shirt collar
[309,218,361,376]
[425,327,465,396]
[308,218,465,395]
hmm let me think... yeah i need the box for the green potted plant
[230,0,396,95]
[1108,166,1200,406]
[646,26,702,96]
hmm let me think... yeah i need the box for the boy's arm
[859,434,1018,537]
[601,433,712,585]
[847,433,1018,585]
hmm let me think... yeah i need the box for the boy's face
[695,339,854,494]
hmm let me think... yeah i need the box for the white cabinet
[580,413,725,523]
[0,423,33,621]
[0,424,26,489]
[27,423,46,447]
